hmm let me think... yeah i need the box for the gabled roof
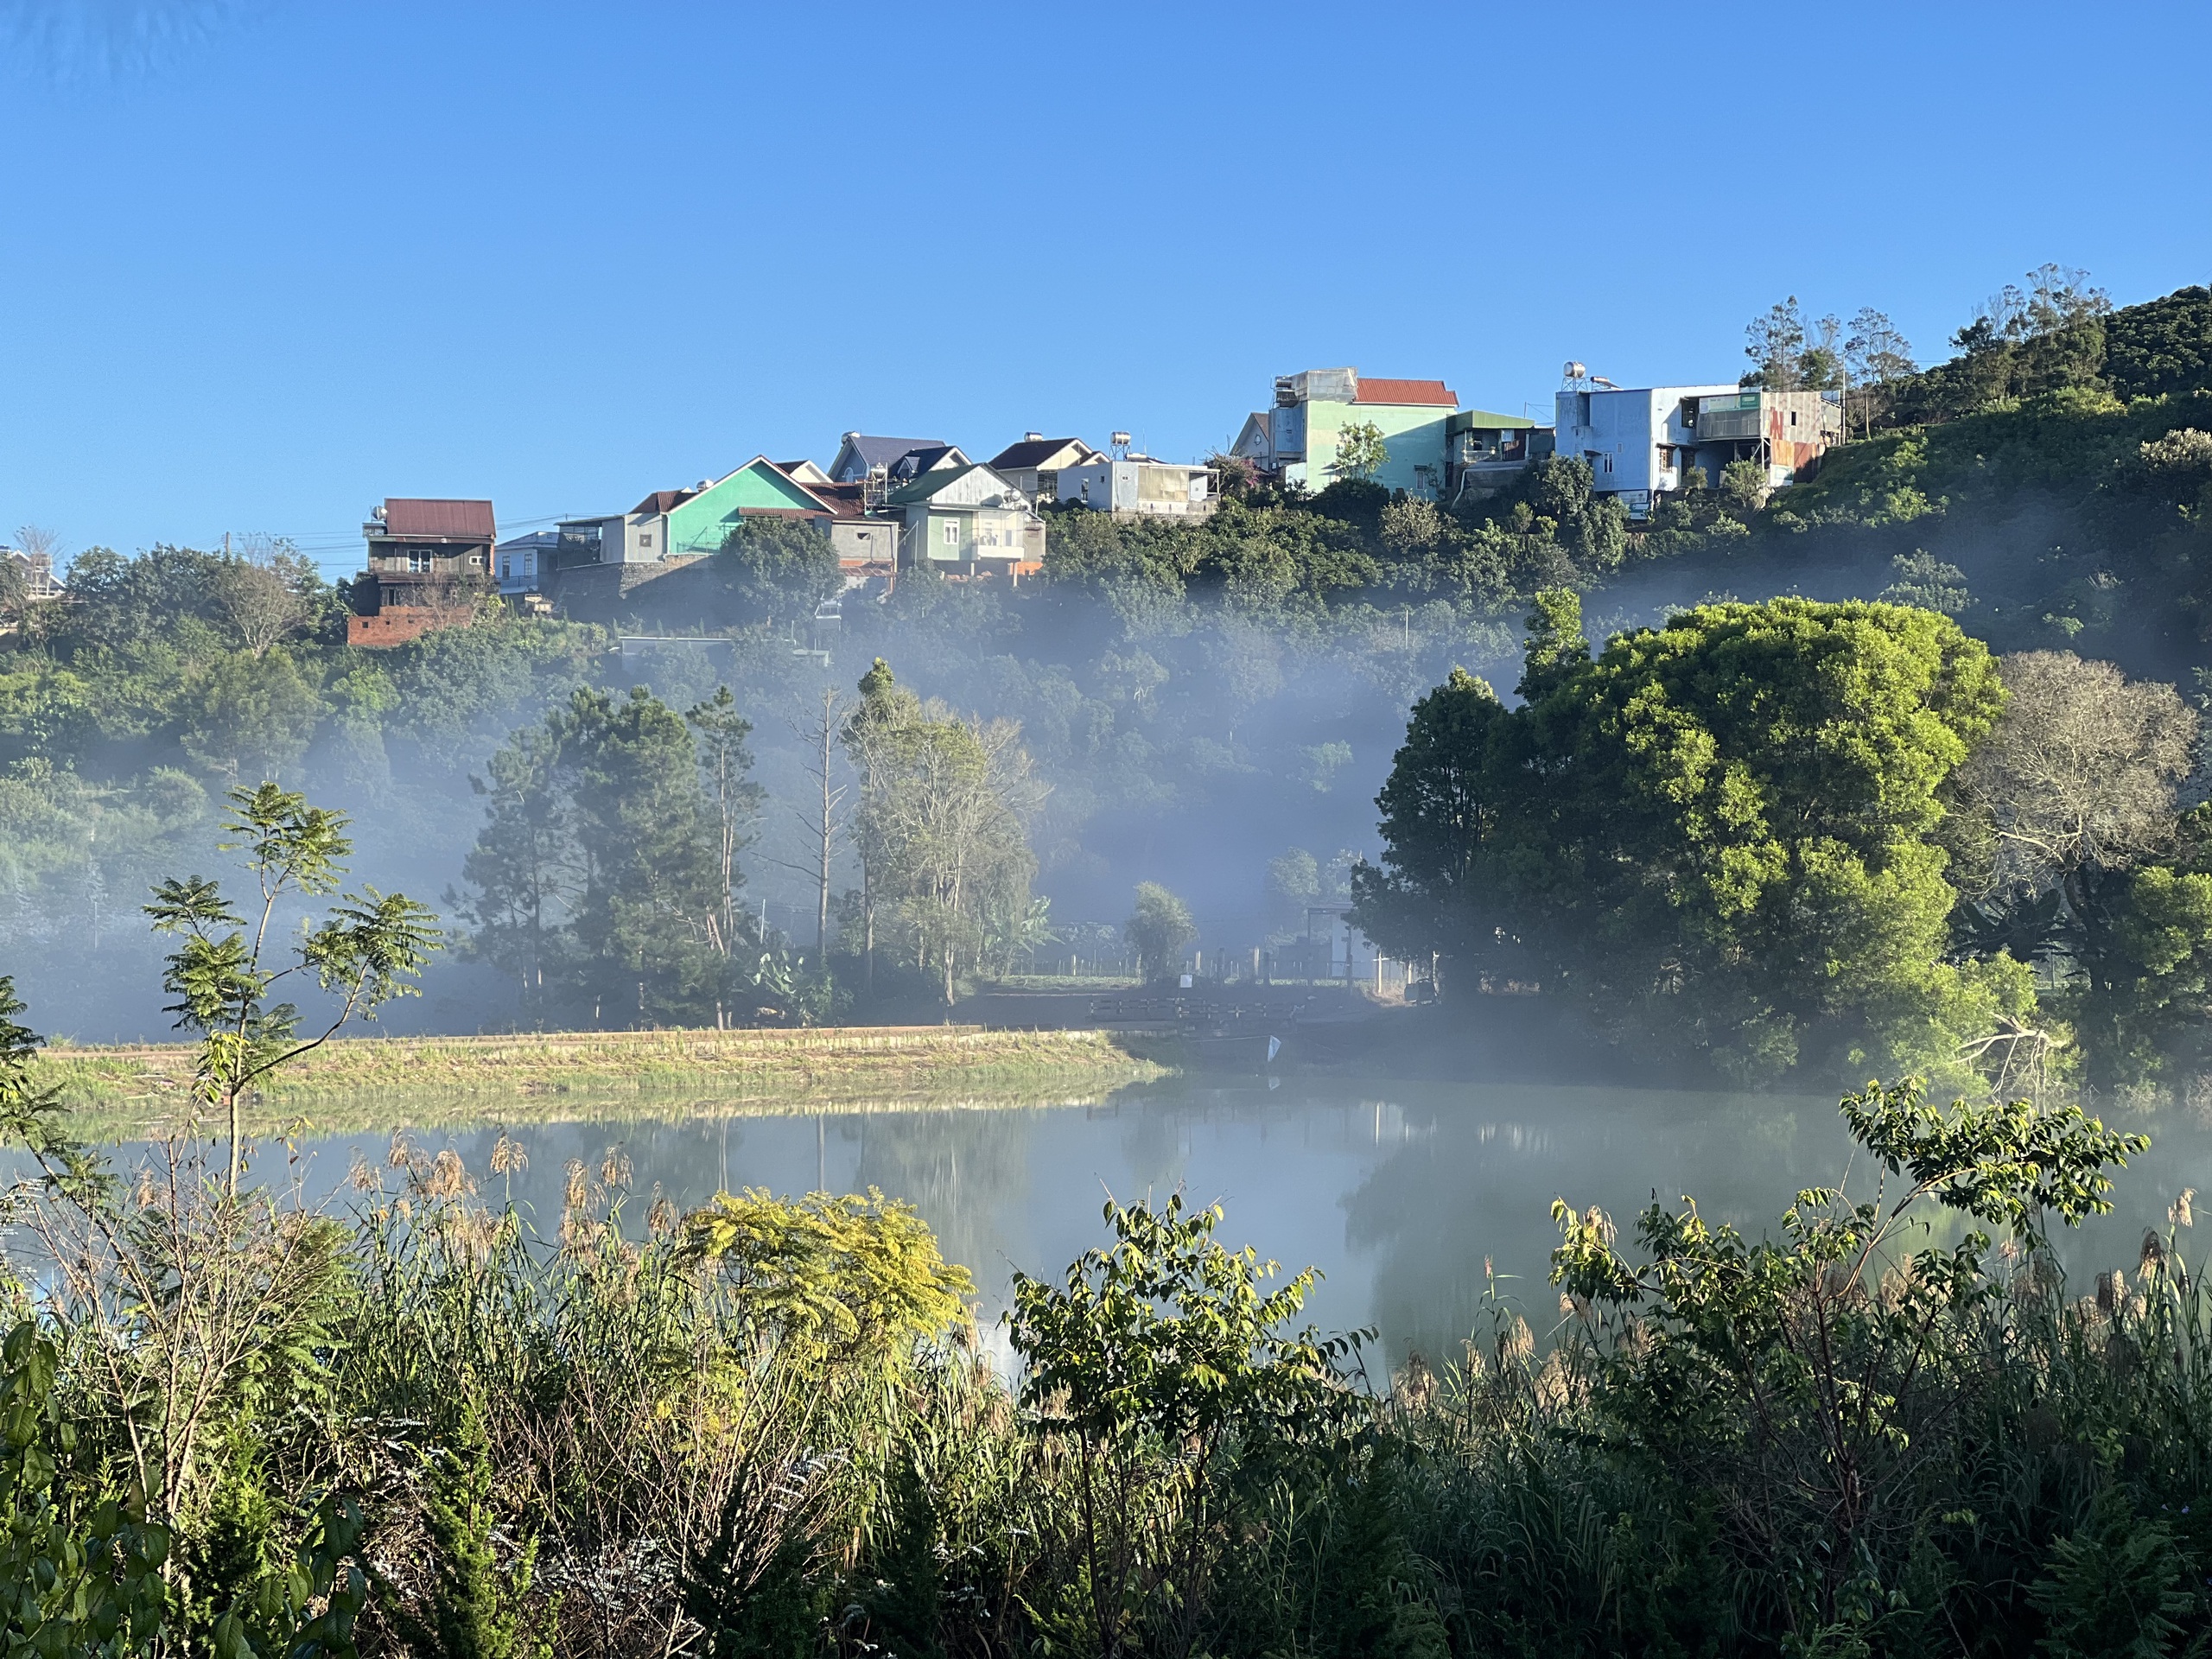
[890,443,965,480]
[777,459,833,485]
[830,434,949,481]
[989,436,1096,470]
[884,462,1023,507]
[1353,378,1458,408]
[382,498,496,539]
[632,458,840,525]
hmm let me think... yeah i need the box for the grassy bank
[33,1023,1167,1138]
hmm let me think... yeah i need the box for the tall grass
[3,1121,2210,1656]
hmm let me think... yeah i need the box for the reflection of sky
[10,1081,2209,1367]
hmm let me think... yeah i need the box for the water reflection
[16,1078,2211,1363]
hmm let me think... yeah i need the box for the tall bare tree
[685,688,765,964]
[757,681,851,959]
[11,523,62,570]
[4,524,62,632]
[214,534,314,658]
[1844,308,1916,435]
[796,682,848,952]
[1945,651,2199,906]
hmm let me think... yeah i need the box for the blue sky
[4,0,2209,577]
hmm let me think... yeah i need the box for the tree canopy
[1357,594,2018,1079]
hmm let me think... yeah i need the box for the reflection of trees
[854,1109,1039,1290]
[165,1082,2212,1376]
[1344,1084,1848,1363]
[1347,1084,2212,1364]
[1118,1096,1195,1202]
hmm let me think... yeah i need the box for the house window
[942,520,958,548]
[408,550,432,572]
[640,533,654,548]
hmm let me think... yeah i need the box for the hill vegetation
[2,270,2209,1060]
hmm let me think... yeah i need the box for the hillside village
[336,365,1844,647]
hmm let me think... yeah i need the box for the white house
[1057,455,1216,519]
[1554,381,1847,517]
[1553,383,1738,517]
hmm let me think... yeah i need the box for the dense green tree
[1357,598,2017,1079]
[453,716,579,1012]
[2102,283,2212,399]
[1718,458,1770,517]
[1126,881,1197,982]
[460,685,768,1026]
[1513,586,1588,700]
[1346,669,1514,988]
[713,516,842,628]
[563,686,728,1023]
[180,647,322,782]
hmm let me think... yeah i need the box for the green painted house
[882,462,1046,575]
[657,456,836,557]
[1230,368,1464,496]
[558,455,836,566]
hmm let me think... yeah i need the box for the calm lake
[40,1075,2212,1364]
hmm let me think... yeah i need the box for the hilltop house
[0,545,63,604]
[883,463,1046,578]
[1681,388,1845,489]
[495,531,559,597]
[539,456,913,616]
[556,454,836,569]
[1231,369,1462,496]
[351,498,495,646]
[1553,382,1843,516]
[1057,452,1217,518]
[1445,409,1553,504]
[987,435,1101,501]
[826,434,969,492]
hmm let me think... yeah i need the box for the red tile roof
[383,498,496,539]
[631,489,696,516]
[1353,378,1458,408]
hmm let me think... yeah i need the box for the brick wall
[346,607,472,649]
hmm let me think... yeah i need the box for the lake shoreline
[32,1024,1171,1136]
